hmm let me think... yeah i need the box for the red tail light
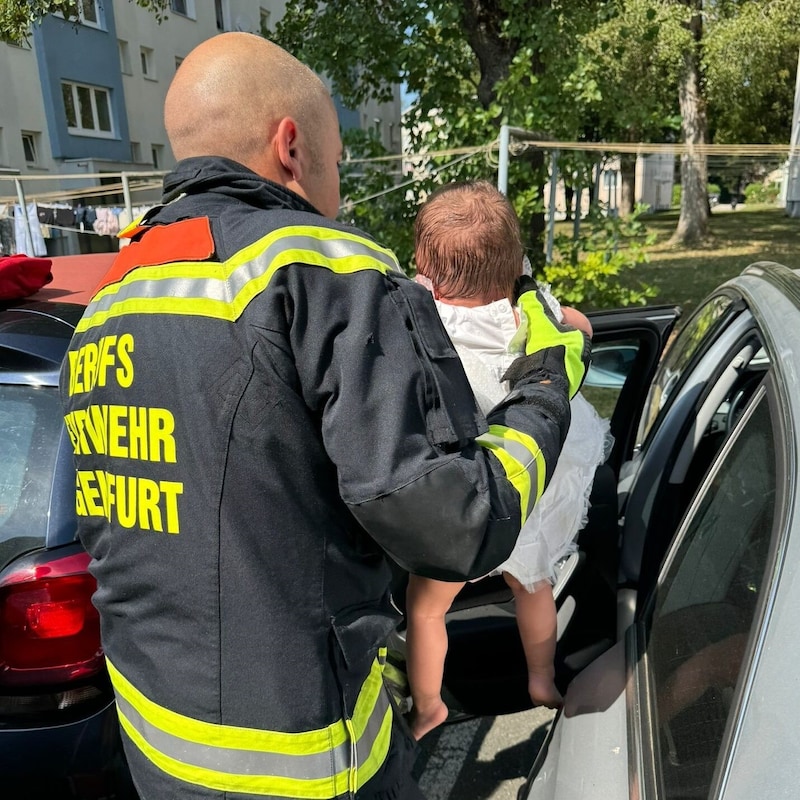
[0,550,103,687]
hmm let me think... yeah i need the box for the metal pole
[121,172,134,223]
[497,124,510,194]
[546,150,559,264]
[14,178,35,255]
[787,47,800,216]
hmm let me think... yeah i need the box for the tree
[670,0,710,246]
[0,1,169,41]
[274,1,609,268]
[571,0,684,214]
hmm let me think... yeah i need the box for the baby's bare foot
[528,674,563,709]
[408,699,449,740]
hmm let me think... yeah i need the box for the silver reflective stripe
[114,685,392,780]
[476,432,537,472]
[83,229,400,320]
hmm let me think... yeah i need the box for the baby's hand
[560,305,593,338]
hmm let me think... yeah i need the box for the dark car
[0,254,136,799]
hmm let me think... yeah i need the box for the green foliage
[672,183,726,207]
[743,181,781,206]
[704,0,800,144]
[0,0,169,42]
[541,205,658,309]
[338,128,417,271]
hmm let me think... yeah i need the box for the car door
[521,261,800,800]
[387,304,682,719]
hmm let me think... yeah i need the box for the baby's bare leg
[504,574,563,709]
[405,575,465,739]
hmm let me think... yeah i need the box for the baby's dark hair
[413,180,523,302]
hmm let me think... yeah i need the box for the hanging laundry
[93,207,120,236]
[13,203,47,257]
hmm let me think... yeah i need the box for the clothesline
[0,201,152,257]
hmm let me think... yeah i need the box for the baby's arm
[561,305,593,338]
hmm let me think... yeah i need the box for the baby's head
[414,180,523,304]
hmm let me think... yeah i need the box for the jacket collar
[162,156,320,215]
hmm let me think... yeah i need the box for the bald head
[165,32,334,174]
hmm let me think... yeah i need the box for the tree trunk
[671,1,710,246]
[619,154,636,215]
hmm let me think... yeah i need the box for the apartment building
[0,0,401,255]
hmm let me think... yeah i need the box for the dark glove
[512,276,591,398]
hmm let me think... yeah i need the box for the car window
[581,338,640,420]
[644,392,776,798]
[636,294,738,449]
[0,385,63,568]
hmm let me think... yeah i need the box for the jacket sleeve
[290,265,572,583]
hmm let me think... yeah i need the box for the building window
[130,141,141,162]
[259,8,271,35]
[53,0,103,28]
[215,0,226,30]
[170,0,196,19]
[119,40,132,74]
[79,0,101,27]
[140,46,156,79]
[151,144,164,169]
[61,81,114,137]
[21,132,38,164]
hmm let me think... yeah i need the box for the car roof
[0,252,116,370]
[29,252,117,306]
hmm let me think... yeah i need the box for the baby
[406,180,610,739]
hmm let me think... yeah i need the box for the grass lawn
[614,204,800,315]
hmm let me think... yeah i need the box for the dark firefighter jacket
[59,157,573,799]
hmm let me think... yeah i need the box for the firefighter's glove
[513,277,591,399]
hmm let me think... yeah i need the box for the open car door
[387,303,682,719]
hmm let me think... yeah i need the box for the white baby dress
[434,290,612,592]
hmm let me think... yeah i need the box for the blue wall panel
[33,7,130,162]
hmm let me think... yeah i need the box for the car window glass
[646,394,775,799]
[0,386,63,568]
[637,295,737,449]
[581,337,640,420]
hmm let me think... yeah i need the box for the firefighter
[60,32,590,800]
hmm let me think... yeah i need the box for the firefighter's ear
[273,117,303,182]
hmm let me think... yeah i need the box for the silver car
[517,260,798,800]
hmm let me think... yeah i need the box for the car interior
[386,305,682,719]
[387,289,778,733]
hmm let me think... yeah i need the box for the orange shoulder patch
[95,217,215,292]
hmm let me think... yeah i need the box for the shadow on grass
[619,206,800,315]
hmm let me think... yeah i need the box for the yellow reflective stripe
[476,424,546,521]
[108,657,345,753]
[107,652,393,798]
[76,224,401,333]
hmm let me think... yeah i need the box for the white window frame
[119,39,132,75]
[21,131,39,164]
[151,144,164,169]
[140,46,156,80]
[214,0,228,31]
[259,8,271,35]
[55,0,105,30]
[78,0,103,28]
[62,81,115,138]
[170,0,196,19]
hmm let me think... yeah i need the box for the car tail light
[0,550,103,687]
